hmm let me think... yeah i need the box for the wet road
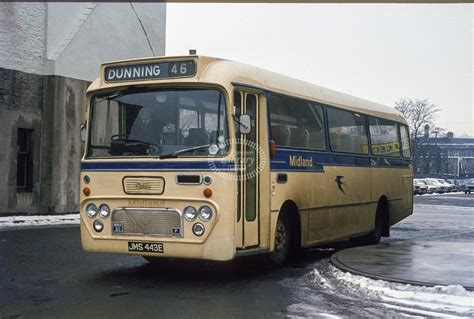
[1,193,473,318]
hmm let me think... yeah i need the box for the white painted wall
[47,3,166,81]
[0,3,166,81]
[0,3,47,74]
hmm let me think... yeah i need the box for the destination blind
[104,60,196,82]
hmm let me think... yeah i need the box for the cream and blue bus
[80,55,413,264]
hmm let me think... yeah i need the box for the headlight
[192,223,205,236]
[93,220,104,232]
[86,203,98,218]
[99,204,110,218]
[184,206,197,221]
[198,206,212,221]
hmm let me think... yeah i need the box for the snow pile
[0,214,79,230]
[284,263,474,317]
[333,266,474,317]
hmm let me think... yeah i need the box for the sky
[167,4,473,136]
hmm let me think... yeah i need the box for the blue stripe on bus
[80,161,235,171]
[80,151,410,172]
[270,148,410,171]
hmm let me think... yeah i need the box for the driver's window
[91,100,120,148]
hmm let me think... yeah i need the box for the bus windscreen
[87,88,228,158]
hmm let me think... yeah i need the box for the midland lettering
[289,155,313,167]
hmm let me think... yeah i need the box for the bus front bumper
[80,218,236,261]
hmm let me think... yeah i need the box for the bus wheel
[265,214,291,266]
[351,201,386,246]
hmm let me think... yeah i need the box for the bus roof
[88,55,407,124]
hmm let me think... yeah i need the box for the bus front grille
[111,208,182,237]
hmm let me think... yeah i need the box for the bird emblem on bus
[335,175,347,194]
[135,180,151,190]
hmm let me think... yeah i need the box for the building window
[17,128,34,192]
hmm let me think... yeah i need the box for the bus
[80,55,413,264]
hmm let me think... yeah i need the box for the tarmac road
[1,193,473,318]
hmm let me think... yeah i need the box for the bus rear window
[400,124,411,158]
[369,118,401,157]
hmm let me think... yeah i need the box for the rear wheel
[351,201,386,246]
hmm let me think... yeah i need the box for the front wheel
[265,214,291,266]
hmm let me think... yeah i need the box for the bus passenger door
[235,91,260,249]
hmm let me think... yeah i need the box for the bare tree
[394,98,441,141]
[395,98,442,176]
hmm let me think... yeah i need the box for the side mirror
[80,122,86,143]
[239,114,251,134]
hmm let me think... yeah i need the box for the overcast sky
[167,4,473,136]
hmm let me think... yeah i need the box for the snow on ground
[283,263,474,318]
[414,192,468,197]
[415,205,474,212]
[334,267,474,317]
[0,214,79,230]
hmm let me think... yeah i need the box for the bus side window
[327,108,368,154]
[272,124,291,146]
[369,117,400,157]
[268,94,326,150]
[307,103,326,150]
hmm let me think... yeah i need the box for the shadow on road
[89,242,350,290]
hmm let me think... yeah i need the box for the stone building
[415,128,474,179]
[0,3,166,214]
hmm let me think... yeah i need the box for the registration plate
[128,241,164,253]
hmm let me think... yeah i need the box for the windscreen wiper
[159,144,211,159]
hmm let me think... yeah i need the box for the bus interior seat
[272,125,291,146]
[183,128,209,146]
[338,134,353,152]
[290,127,309,148]
[308,130,325,149]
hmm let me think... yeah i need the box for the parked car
[446,179,460,192]
[459,179,474,194]
[437,179,454,192]
[413,179,428,195]
[421,179,440,194]
[423,178,447,193]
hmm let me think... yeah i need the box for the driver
[129,105,163,146]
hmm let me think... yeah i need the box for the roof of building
[423,137,474,146]
[88,55,407,123]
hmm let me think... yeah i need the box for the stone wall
[0,68,44,213]
[41,76,89,213]
[0,67,89,214]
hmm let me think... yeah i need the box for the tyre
[351,201,385,246]
[265,214,291,266]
